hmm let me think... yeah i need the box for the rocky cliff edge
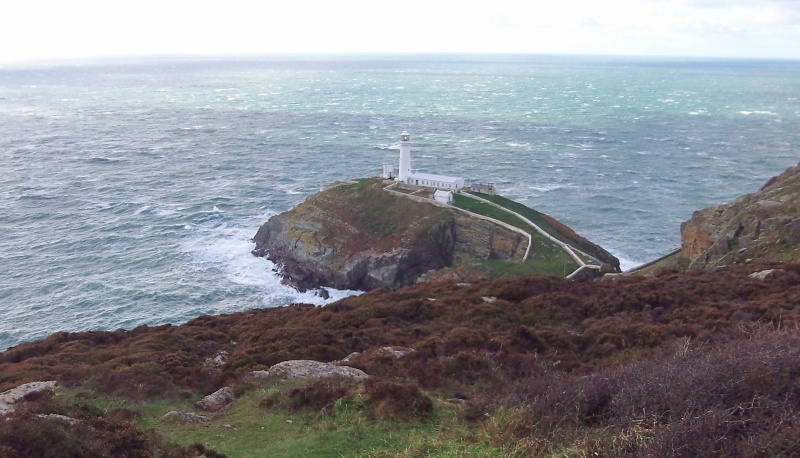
[680,162,800,269]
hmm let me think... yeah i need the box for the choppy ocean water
[1,54,798,350]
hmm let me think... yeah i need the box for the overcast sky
[2,0,799,63]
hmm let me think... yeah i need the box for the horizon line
[3,51,800,67]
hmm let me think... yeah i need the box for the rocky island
[252,177,620,292]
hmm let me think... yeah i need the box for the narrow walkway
[458,192,602,279]
[384,182,601,278]
[384,182,533,261]
[624,248,681,274]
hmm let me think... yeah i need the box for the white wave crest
[615,253,641,272]
[739,110,777,116]
[528,183,563,193]
[181,220,360,308]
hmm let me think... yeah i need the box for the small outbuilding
[470,183,496,195]
[382,164,396,179]
[434,189,453,204]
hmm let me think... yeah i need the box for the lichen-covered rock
[337,352,361,363]
[749,269,784,281]
[379,346,415,358]
[680,162,800,269]
[163,411,211,424]
[269,360,368,380]
[195,386,234,412]
[244,370,270,380]
[0,381,57,415]
[202,350,229,379]
[203,351,229,369]
[38,413,77,425]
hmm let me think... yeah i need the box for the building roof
[408,172,463,183]
[434,189,452,197]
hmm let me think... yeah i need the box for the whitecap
[133,205,151,215]
[528,184,563,193]
[180,222,360,307]
[616,254,641,272]
[152,207,178,217]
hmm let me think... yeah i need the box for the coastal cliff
[678,162,800,269]
[252,178,617,291]
[252,178,527,292]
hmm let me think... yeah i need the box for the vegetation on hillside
[462,191,619,268]
[2,263,800,455]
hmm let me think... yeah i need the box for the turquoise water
[1,55,798,349]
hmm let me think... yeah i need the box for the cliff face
[252,179,526,292]
[679,162,800,269]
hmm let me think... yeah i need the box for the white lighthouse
[381,131,464,192]
[398,131,412,181]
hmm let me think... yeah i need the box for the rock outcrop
[163,411,211,424]
[679,162,800,269]
[269,360,368,380]
[0,381,57,416]
[196,386,234,412]
[253,179,526,291]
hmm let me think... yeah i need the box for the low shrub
[364,378,433,421]
[284,377,357,413]
[483,332,800,456]
[0,393,223,457]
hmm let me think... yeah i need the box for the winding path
[384,181,601,278]
[459,192,601,279]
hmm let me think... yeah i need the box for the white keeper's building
[382,131,465,191]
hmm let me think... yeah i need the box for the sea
[1,54,798,350]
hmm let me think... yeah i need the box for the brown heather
[0,390,221,457]
[3,263,800,455]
